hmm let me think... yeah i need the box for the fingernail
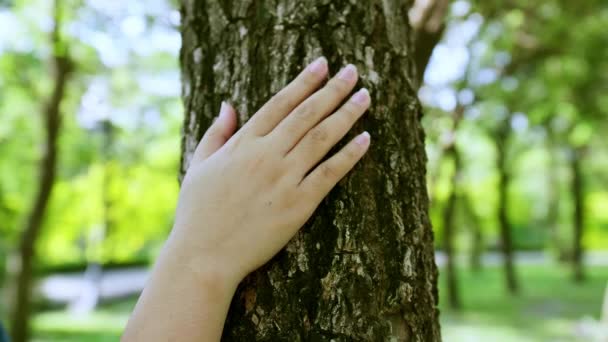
[338,64,357,81]
[219,101,229,120]
[352,88,370,105]
[355,131,371,147]
[307,56,328,75]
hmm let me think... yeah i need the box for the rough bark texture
[10,2,72,340]
[179,1,440,340]
[441,105,463,310]
[495,119,519,294]
[570,146,585,283]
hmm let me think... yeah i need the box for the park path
[36,251,608,311]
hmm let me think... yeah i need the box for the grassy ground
[30,265,607,341]
[438,264,608,341]
[32,298,136,342]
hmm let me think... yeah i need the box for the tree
[179,1,440,340]
[569,145,586,282]
[441,104,464,309]
[9,1,73,340]
[410,0,450,86]
[494,113,519,294]
[472,0,607,284]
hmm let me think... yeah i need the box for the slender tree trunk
[462,194,483,272]
[409,0,450,86]
[495,121,518,294]
[72,121,115,313]
[545,124,564,258]
[442,147,461,310]
[602,282,608,326]
[10,2,72,340]
[570,145,585,283]
[441,105,463,310]
[179,1,440,340]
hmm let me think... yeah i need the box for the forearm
[122,229,240,341]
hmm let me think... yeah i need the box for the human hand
[174,57,371,285]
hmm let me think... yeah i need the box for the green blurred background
[0,0,606,341]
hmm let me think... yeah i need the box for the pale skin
[122,57,371,341]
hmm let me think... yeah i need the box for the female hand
[123,57,371,341]
[176,56,371,283]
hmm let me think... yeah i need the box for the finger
[269,64,359,154]
[244,57,328,136]
[299,132,370,201]
[191,102,238,163]
[286,88,370,176]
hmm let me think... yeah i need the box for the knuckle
[344,145,359,160]
[293,102,316,121]
[320,163,339,180]
[224,132,243,151]
[300,72,319,87]
[203,126,224,141]
[204,127,220,139]
[310,127,329,143]
[269,93,294,110]
[326,79,347,94]
[341,102,360,119]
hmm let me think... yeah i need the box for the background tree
[10,0,73,340]
[473,0,607,282]
[440,103,465,309]
[179,0,440,339]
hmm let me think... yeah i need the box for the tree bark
[10,1,72,340]
[495,119,519,294]
[570,145,585,283]
[179,1,440,340]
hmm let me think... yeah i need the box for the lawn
[30,265,607,341]
[438,265,608,341]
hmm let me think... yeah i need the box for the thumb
[192,101,237,163]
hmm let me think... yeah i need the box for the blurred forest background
[0,0,606,341]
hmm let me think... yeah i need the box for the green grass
[32,298,138,342]
[439,264,608,341]
[29,265,607,341]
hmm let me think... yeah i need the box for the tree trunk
[570,146,585,283]
[10,2,72,340]
[179,1,440,340]
[545,124,564,258]
[495,121,519,294]
[461,194,483,272]
[442,148,461,310]
[441,105,463,310]
[409,0,449,86]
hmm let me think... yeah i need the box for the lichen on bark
[179,1,440,340]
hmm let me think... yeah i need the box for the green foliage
[0,0,182,269]
[423,0,608,253]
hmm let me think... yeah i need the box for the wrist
[167,225,244,294]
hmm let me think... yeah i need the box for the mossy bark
[179,1,440,340]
